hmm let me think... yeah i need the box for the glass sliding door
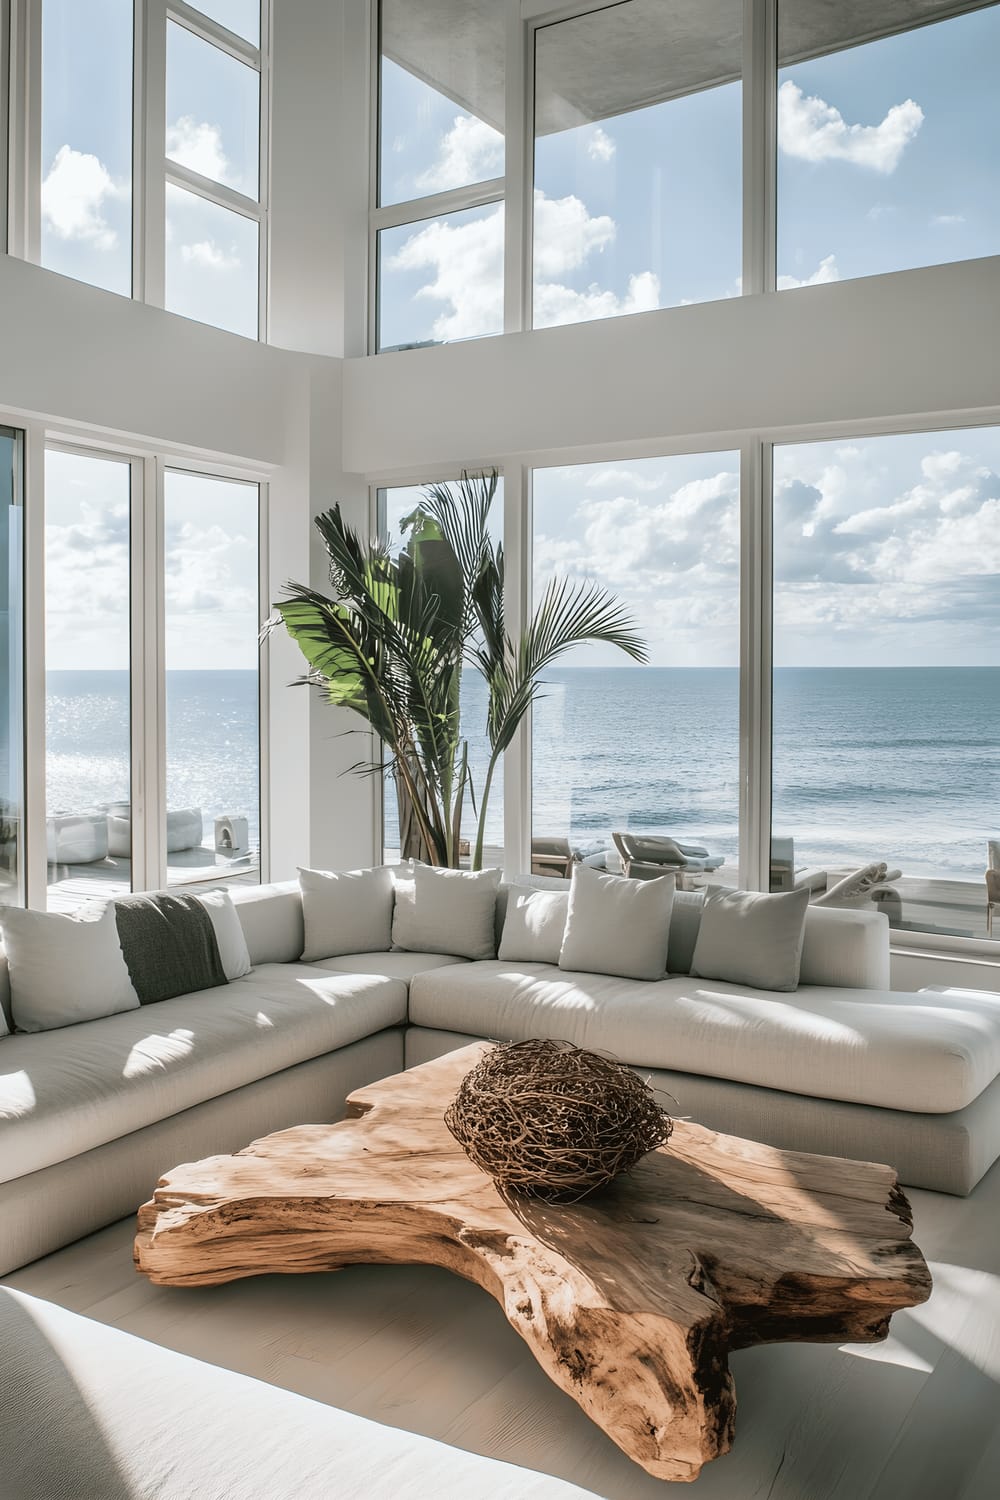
[164,470,260,886]
[532,453,741,883]
[44,448,132,909]
[771,426,1000,942]
[0,429,24,908]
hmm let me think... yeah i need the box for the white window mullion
[7,0,41,263]
[503,463,531,878]
[256,479,270,880]
[743,0,777,297]
[142,0,167,308]
[127,454,148,890]
[257,0,271,341]
[738,438,773,892]
[22,421,46,909]
[140,455,168,890]
[504,0,531,333]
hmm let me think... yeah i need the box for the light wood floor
[6,1157,1000,1500]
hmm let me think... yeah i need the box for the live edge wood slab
[135,1044,932,1483]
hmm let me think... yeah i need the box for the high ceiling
[381,0,992,135]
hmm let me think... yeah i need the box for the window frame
[0,406,269,909]
[7,0,271,338]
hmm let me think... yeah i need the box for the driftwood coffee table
[135,1044,931,1482]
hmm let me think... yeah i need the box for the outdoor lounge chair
[531,837,578,879]
[612,832,725,886]
[987,868,1000,938]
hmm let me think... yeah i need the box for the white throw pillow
[392,864,501,960]
[1,903,139,1033]
[558,863,674,981]
[690,885,810,993]
[298,866,394,961]
[197,889,252,979]
[498,888,569,965]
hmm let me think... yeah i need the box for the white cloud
[165,520,257,615]
[778,80,923,173]
[166,117,230,184]
[41,146,125,248]
[533,190,615,276]
[387,189,660,341]
[534,271,660,329]
[414,114,504,195]
[776,254,840,291]
[932,213,966,226]
[586,127,616,163]
[181,240,241,271]
[585,468,663,493]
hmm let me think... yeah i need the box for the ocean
[46,670,260,851]
[48,667,997,884]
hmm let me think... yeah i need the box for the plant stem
[472,752,499,872]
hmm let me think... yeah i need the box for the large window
[533,0,742,328]
[380,481,504,867]
[37,447,262,910]
[26,1,268,336]
[771,426,1000,940]
[375,0,505,352]
[777,1,1000,287]
[44,449,133,909]
[532,453,741,880]
[40,0,133,295]
[164,5,264,337]
[0,428,24,909]
[164,469,261,886]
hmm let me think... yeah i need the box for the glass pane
[771,427,1000,942]
[165,184,259,338]
[164,471,260,888]
[167,20,260,198]
[378,203,503,351]
[777,1,1000,286]
[45,450,132,910]
[533,0,741,329]
[0,429,24,909]
[41,0,132,295]
[379,0,505,206]
[380,481,504,868]
[532,453,740,882]
[190,1,260,46]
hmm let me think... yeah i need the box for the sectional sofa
[2,872,1000,1279]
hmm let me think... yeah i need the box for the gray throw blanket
[115,893,227,1005]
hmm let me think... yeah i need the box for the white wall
[342,254,1000,474]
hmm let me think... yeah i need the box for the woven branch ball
[444,1039,673,1202]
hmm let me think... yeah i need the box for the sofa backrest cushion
[0,963,10,1037]
[1,903,141,1033]
[690,886,811,993]
[799,904,890,989]
[299,865,394,960]
[559,863,675,981]
[497,887,569,965]
[229,880,304,966]
[393,865,502,961]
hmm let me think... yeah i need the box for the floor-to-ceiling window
[164,468,261,886]
[44,448,133,906]
[0,427,24,909]
[777,0,1000,288]
[379,478,504,867]
[533,0,742,328]
[25,0,268,335]
[771,425,1000,941]
[532,452,741,878]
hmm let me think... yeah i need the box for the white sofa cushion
[197,889,252,980]
[392,865,501,960]
[299,865,394,960]
[230,881,304,965]
[559,864,674,980]
[0,964,407,1185]
[408,961,1000,1115]
[308,951,469,981]
[0,1288,597,1500]
[691,886,810,993]
[498,888,569,965]
[0,904,139,1033]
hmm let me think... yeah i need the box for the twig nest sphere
[444,1039,672,1201]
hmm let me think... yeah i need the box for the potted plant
[273,470,646,868]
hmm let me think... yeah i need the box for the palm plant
[273,471,647,869]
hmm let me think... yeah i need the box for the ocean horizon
[46,666,997,884]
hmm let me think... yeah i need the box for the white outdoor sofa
[2,875,1000,1279]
